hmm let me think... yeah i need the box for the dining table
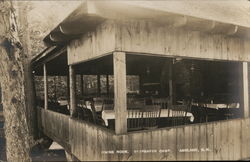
[84,101,103,112]
[192,102,240,109]
[177,101,240,109]
[101,109,194,126]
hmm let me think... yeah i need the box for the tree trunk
[0,1,31,161]
[18,1,38,140]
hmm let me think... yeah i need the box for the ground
[31,142,67,161]
[0,114,66,162]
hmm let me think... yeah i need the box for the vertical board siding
[38,109,250,161]
[176,127,185,160]
[241,118,250,159]
[206,123,214,160]
[67,20,250,65]
[67,20,116,65]
[220,121,229,160]
[199,124,208,160]
[184,126,192,160]
[116,20,250,62]
[233,120,242,160]
[39,109,70,150]
[213,121,221,160]
[191,124,200,160]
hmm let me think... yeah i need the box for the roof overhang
[44,1,250,46]
[31,46,66,67]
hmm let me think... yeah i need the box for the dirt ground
[0,131,67,162]
[31,142,67,162]
[1,109,66,162]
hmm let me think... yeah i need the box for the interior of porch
[33,51,243,132]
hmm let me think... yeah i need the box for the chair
[127,98,145,110]
[218,108,234,120]
[102,98,114,110]
[90,101,106,126]
[151,98,169,109]
[127,109,144,131]
[102,103,114,110]
[127,105,161,131]
[169,104,191,126]
[142,105,161,129]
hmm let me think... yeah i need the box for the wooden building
[32,1,250,161]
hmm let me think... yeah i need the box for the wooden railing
[38,108,250,161]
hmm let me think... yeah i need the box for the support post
[80,74,84,96]
[169,59,173,105]
[97,74,101,96]
[106,75,109,95]
[67,70,70,99]
[242,62,249,118]
[69,65,76,117]
[43,64,48,110]
[139,75,143,95]
[113,52,127,134]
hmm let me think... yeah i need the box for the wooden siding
[113,52,127,134]
[67,20,117,65]
[38,109,250,161]
[67,20,250,65]
[38,108,70,151]
[116,20,250,61]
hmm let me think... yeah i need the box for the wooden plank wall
[68,118,250,161]
[67,20,117,65]
[39,109,70,151]
[67,20,250,65]
[69,119,118,161]
[38,109,250,161]
[115,20,250,62]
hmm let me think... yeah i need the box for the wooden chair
[142,105,161,129]
[151,98,169,109]
[76,106,93,121]
[127,98,145,110]
[102,99,114,110]
[102,103,114,110]
[90,101,106,126]
[198,103,218,122]
[170,104,191,126]
[127,109,144,131]
[127,105,161,131]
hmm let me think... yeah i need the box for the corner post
[113,52,127,134]
[97,74,101,96]
[106,75,109,95]
[69,65,76,117]
[43,64,48,110]
[169,59,173,105]
[80,74,84,96]
[243,62,249,118]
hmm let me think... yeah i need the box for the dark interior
[33,52,243,130]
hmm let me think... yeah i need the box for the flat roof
[43,1,250,46]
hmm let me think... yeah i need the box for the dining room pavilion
[31,1,250,161]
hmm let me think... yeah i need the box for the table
[192,103,240,109]
[84,101,103,112]
[102,109,194,126]
[57,99,68,106]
